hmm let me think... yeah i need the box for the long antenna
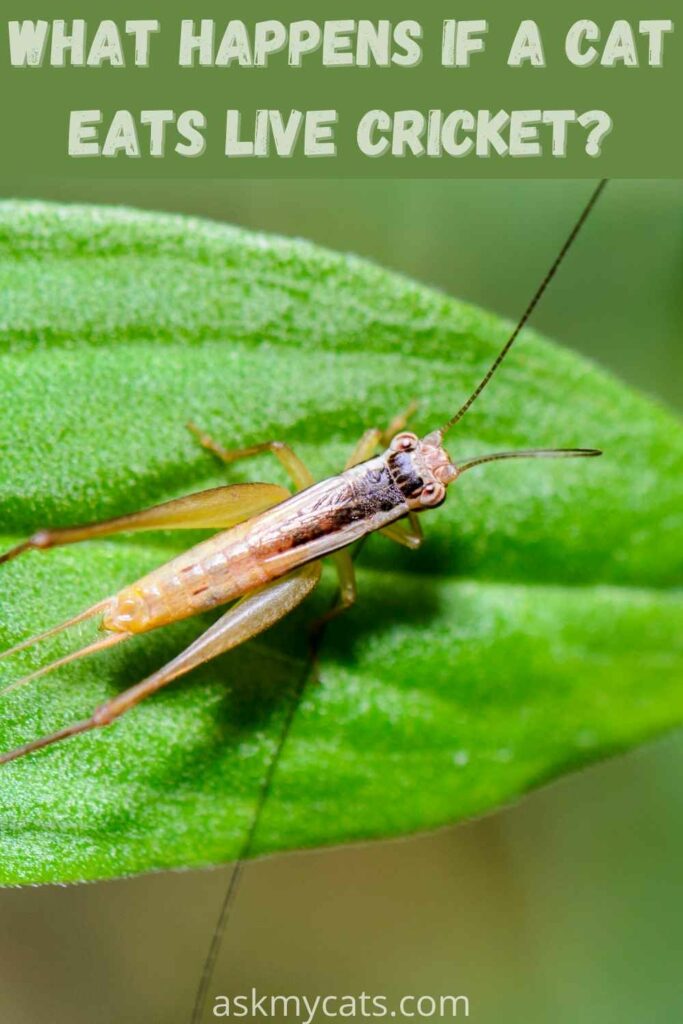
[455,446,602,475]
[440,179,607,437]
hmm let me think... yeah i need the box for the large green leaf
[0,201,681,885]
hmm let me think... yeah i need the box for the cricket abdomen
[102,522,271,634]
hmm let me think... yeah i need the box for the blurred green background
[0,179,681,1023]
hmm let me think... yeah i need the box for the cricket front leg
[0,561,322,766]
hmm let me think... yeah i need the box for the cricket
[0,182,606,767]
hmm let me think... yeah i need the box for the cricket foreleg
[0,482,289,566]
[0,561,322,766]
[187,423,315,491]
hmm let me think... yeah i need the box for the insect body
[104,432,452,637]
[0,181,606,766]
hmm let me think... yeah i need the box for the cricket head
[386,431,458,511]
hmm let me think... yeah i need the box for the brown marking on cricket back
[264,504,352,555]
[278,467,403,554]
[285,505,363,551]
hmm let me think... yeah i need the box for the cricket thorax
[385,431,458,511]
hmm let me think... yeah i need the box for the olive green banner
[1,0,680,178]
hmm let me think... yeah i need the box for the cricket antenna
[455,447,602,476]
[439,179,608,438]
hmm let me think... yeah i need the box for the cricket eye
[419,481,446,507]
[390,432,418,452]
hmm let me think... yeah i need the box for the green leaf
[0,201,681,885]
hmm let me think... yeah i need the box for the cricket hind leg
[0,561,322,766]
[0,482,290,567]
[0,482,290,682]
